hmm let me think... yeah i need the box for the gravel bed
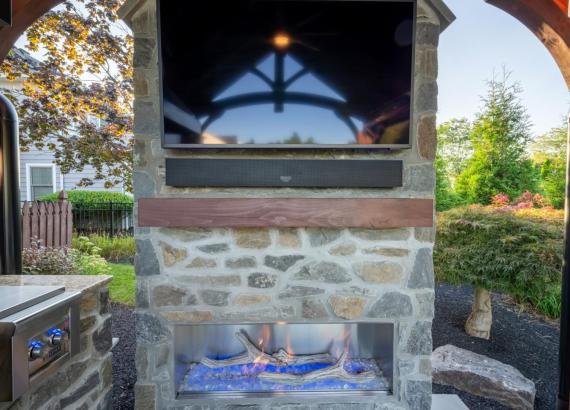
[109,285,560,409]
[111,302,136,410]
[433,283,560,410]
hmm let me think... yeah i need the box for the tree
[0,0,133,190]
[281,132,315,144]
[436,118,473,184]
[435,156,465,211]
[435,206,563,339]
[435,118,472,211]
[453,70,541,338]
[530,122,567,209]
[455,71,540,205]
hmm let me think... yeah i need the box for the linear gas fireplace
[174,322,394,398]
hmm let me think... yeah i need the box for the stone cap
[0,275,112,294]
[426,0,456,31]
[118,0,146,26]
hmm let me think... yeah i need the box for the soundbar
[165,158,402,188]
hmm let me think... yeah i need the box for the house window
[29,165,55,200]
[87,114,107,129]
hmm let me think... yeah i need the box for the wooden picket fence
[21,191,73,248]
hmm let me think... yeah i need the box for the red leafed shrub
[22,240,76,275]
[491,193,510,207]
[532,193,546,208]
[492,191,550,212]
[514,191,534,205]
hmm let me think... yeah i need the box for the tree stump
[465,287,493,340]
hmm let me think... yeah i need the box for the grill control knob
[29,341,48,361]
[50,330,68,346]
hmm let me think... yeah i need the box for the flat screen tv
[158,0,416,149]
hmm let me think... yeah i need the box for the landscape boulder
[432,344,536,410]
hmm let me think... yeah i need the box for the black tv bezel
[156,0,417,150]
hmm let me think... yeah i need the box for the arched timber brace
[0,0,64,62]
[485,2,570,409]
[486,0,570,91]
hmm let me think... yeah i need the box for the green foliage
[74,234,135,262]
[73,237,134,305]
[531,124,567,209]
[22,236,111,276]
[72,235,103,255]
[108,263,135,306]
[0,0,133,190]
[40,190,133,209]
[435,118,471,211]
[437,118,473,183]
[434,206,563,318]
[22,240,76,275]
[278,132,315,144]
[540,159,566,209]
[435,157,465,211]
[70,236,111,276]
[72,252,112,276]
[455,71,540,204]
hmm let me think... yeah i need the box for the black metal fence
[72,201,134,237]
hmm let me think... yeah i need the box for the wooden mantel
[138,197,434,228]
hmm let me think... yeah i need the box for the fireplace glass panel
[174,323,393,397]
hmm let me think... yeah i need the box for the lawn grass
[107,263,135,306]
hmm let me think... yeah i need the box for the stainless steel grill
[0,285,80,402]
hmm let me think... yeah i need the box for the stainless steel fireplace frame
[176,386,392,400]
[173,320,397,401]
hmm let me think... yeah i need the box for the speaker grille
[165,158,402,188]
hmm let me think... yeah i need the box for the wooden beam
[138,198,434,228]
[553,0,569,16]
[486,0,570,90]
[0,0,63,61]
[0,0,12,27]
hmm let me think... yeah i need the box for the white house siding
[19,144,125,202]
[19,145,62,202]
[61,164,126,194]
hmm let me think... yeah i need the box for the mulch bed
[111,302,136,410]
[433,283,560,410]
[110,285,560,409]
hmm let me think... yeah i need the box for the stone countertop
[0,275,112,294]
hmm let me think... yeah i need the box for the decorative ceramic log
[201,330,334,368]
[258,351,376,385]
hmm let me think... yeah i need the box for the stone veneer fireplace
[119,0,454,408]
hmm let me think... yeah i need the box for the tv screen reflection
[159,0,415,148]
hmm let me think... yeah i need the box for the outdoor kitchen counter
[0,274,112,293]
[0,274,114,410]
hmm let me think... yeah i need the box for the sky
[438,0,570,137]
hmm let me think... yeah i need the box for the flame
[249,325,273,373]
[261,324,271,347]
[285,332,293,356]
[332,330,352,359]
